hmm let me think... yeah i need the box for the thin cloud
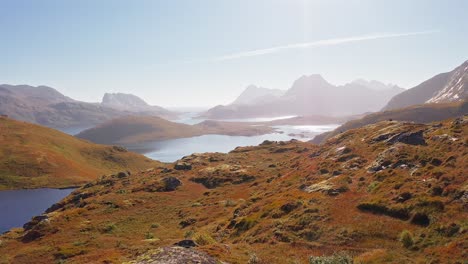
[213,30,438,61]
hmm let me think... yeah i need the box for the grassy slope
[76,116,275,145]
[311,100,468,144]
[0,117,161,190]
[0,117,466,263]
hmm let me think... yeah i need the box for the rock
[23,215,49,231]
[387,130,426,146]
[173,240,197,248]
[21,217,57,243]
[208,156,222,162]
[280,202,301,213]
[260,140,275,146]
[411,212,430,226]
[332,170,342,176]
[191,164,255,188]
[335,146,352,155]
[174,162,192,170]
[371,132,396,143]
[303,180,333,193]
[112,145,128,152]
[161,177,182,192]
[430,158,443,166]
[117,171,130,178]
[127,247,219,264]
[179,218,196,228]
[395,192,412,203]
[302,179,347,196]
[317,169,328,175]
[273,147,295,153]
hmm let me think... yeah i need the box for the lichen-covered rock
[387,130,426,145]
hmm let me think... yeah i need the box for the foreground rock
[125,247,220,264]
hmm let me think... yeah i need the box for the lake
[0,188,75,233]
[1,118,337,234]
[126,124,338,162]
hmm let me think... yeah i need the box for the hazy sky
[1,0,467,107]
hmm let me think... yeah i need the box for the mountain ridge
[201,75,404,119]
[383,60,467,110]
[0,85,176,129]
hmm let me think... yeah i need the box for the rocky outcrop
[174,162,192,171]
[386,130,426,146]
[191,164,255,189]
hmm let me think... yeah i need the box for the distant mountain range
[383,60,467,110]
[201,76,404,119]
[0,85,176,129]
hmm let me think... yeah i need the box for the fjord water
[0,188,74,233]
[127,124,338,162]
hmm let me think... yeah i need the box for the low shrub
[400,230,414,248]
[194,233,216,245]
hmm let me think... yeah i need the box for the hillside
[311,100,468,144]
[201,75,403,119]
[76,116,275,145]
[0,85,176,129]
[0,116,160,190]
[383,60,467,110]
[0,117,466,263]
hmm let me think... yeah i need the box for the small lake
[126,124,338,162]
[0,188,75,233]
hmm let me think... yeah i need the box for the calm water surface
[0,188,74,233]
[127,124,338,162]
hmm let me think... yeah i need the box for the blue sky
[1,0,467,107]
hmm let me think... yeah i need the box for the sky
[1,0,467,107]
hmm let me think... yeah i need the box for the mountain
[1,117,466,263]
[201,75,404,119]
[76,116,274,145]
[383,60,467,110]
[426,60,467,103]
[0,85,176,129]
[351,79,401,91]
[101,93,174,118]
[311,100,468,144]
[231,85,284,105]
[0,116,160,190]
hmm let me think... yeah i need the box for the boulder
[23,215,49,231]
[174,162,192,170]
[387,130,426,146]
[174,240,197,248]
[161,177,182,192]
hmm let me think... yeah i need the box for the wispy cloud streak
[213,30,437,61]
